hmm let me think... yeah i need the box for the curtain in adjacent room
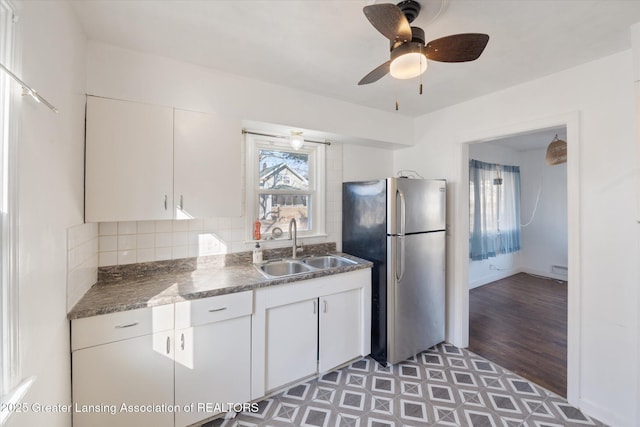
[469,159,521,260]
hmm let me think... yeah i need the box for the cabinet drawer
[175,291,252,329]
[71,304,174,351]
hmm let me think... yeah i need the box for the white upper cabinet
[173,109,241,219]
[85,96,174,222]
[85,96,242,222]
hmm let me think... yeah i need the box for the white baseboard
[579,397,633,427]
[469,268,520,289]
[520,267,568,282]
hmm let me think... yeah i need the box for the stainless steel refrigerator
[342,178,446,365]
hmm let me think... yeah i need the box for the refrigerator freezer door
[342,179,388,364]
[387,231,446,365]
[387,178,446,235]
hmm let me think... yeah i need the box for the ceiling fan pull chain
[419,45,424,95]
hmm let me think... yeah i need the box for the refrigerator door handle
[396,235,405,282]
[396,189,406,236]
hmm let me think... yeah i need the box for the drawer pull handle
[166,336,170,355]
[323,300,328,313]
[115,322,139,329]
[180,333,185,351]
[208,307,228,313]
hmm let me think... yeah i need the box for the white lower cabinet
[318,288,363,372]
[71,305,175,427]
[174,292,252,427]
[265,299,319,391]
[71,292,252,427]
[252,269,372,398]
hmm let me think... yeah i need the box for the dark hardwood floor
[468,272,567,397]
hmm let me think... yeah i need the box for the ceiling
[71,0,640,118]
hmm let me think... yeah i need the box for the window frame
[245,133,326,241]
[0,0,20,400]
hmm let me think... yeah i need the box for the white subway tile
[137,248,155,263]
[118,221,137,235]
[218,217,232,230]
[155,232,173,248]
[118,234,137,251]
[172,220,189,232]
[99,222,118,236]
[188,244,201,257]
[99,251,117,267]
[155,220,172,233]
[117,250,136,265]
[155,247,172,261]
[172,231,189,246]
[172,245,188,260]
[187,218,204,231]
[137,233,155,249]
[99,235,118,252]
[137,221,155,234]
[231,216,245,229]
[203,217,218,230]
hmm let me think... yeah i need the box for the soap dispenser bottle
[252,242,263,264]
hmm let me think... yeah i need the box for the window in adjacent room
[246,133,326,239]
[469,159,521,260]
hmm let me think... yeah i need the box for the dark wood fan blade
[363,4,412,43]
[425,33,489,62]
[358,61,391,85]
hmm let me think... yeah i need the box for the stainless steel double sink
[256,254,357,278]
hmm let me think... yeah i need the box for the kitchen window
[246,133,326,240]
[1,0,20,403]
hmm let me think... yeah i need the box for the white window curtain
[469,159,521,260]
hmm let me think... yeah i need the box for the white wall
[9,1,86,426]
[343,144,395,182]
[519,148,568,279]
[86,42,413,148]
[395,51,639,426]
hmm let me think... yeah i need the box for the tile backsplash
[97,142,343,267]
[67,223,99,309]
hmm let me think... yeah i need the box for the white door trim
[452,111,581,406]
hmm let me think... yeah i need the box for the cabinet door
[265,299,318,391]
[85,96,174,222]
[319,289,363,372]
[72,331,174,427]
[174,109,242,218]
[174,316,251,427]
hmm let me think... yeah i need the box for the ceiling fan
[358,0,489,86]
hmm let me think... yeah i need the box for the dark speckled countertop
[68,249,372,320]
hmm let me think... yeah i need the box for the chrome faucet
[289,218,302,258]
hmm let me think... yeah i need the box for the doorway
[465,127,569,396]
[452,112,581,405]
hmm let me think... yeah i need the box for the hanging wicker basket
[545,135,567,165]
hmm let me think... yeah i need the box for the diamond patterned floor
[202,343,606,427]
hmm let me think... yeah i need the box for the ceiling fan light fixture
[390,52,427,79]
[290,131,304,150]
[389,41,427,79]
